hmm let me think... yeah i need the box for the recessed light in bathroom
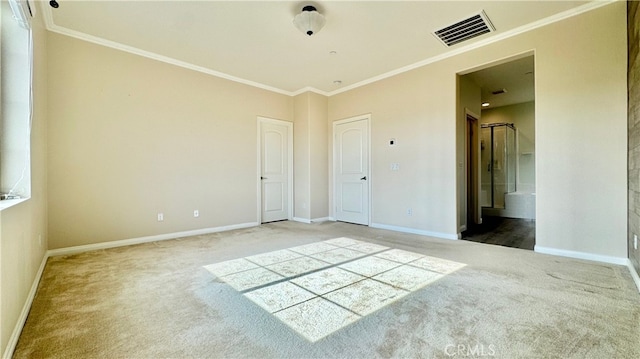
[333,80,342,85]
[482,102,490,107]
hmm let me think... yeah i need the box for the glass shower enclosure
[481,123,516,209]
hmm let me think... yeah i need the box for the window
[1,0,32,203]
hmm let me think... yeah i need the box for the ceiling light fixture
[293,5,325,36]
[482,102,490,107]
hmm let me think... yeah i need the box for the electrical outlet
[194,210,199,218]
[157,213,164,222]
[407,208,413,216]
[635,234,638,250]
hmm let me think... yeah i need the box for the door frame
[332,114,372,225]
[465,109,482,226]
[257,117,293,223]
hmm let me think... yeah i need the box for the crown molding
[291,87,330,97]
[40,0,616,98]
[46,25,293,96]
[290,86,330,97]
[39,2,293,96]
[325,0,616,96]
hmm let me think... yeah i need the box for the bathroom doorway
[461,55,536,250]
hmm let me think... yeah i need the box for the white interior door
[335,117,369,225]
[260,119,292,223]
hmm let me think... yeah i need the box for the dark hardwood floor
[462,216,535,250]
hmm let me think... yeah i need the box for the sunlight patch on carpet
[204,237,466,342]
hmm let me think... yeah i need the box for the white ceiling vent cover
[433,10,495,47]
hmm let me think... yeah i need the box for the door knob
[261,176,268,180]
[360,176,367,180]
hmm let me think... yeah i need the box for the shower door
[481,123,516,209]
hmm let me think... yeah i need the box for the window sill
[0,198,29,211]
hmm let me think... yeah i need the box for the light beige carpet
[13,221,640,358]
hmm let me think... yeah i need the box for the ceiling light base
[293,5,326,36]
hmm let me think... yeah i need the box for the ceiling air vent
[433,10,495,47]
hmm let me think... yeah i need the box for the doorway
[461,55,536,250]
[333,115,370,225]
[258,117,293,223]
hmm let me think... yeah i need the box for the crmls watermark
[444,343,496,357]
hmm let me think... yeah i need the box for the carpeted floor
[13,221,640,358]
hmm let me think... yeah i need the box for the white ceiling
[464,55,535,109]
[41,1,598,96]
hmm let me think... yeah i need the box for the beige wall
[534,4,626,257]
[330,64,459,237]
[47,33,293,249]
[309,92,329,220]
[293,93,310,220]
[0,14,48,356]
[293,92,329,222]
[329,2,627,258]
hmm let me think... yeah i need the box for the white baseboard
[627,260,640,293]
[292,217,311,224]
[311,217,332,223]
[48,222,259,257]
[534,245,629,266]
[3,253,48,359]
[293,217,332,224]
[370,223,458,240]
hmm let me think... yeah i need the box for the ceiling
[41,1,598,96]
[464,55,535,109]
